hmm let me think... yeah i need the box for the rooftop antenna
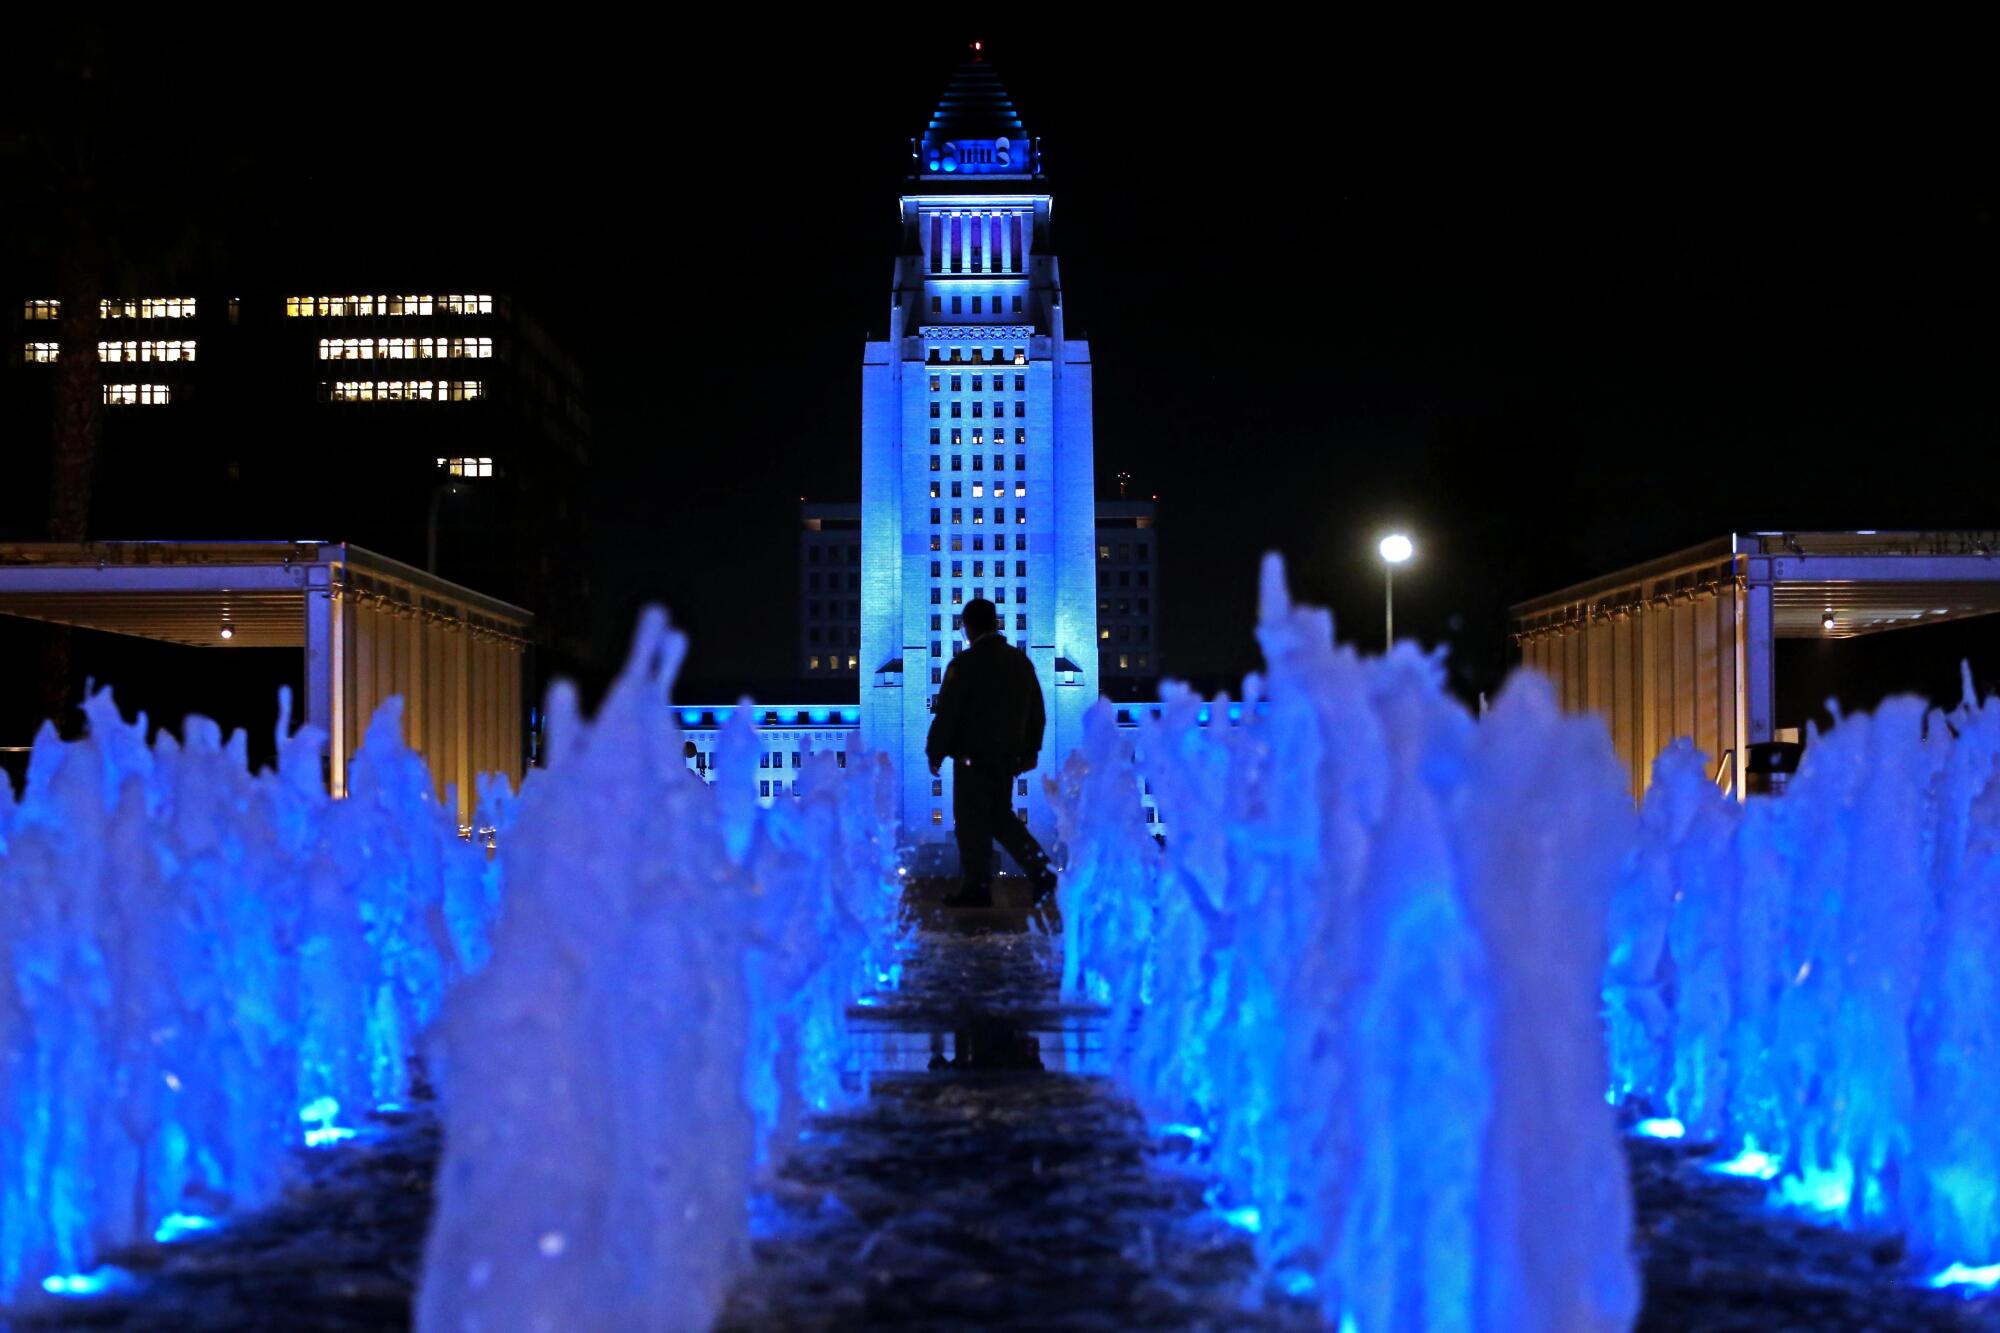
[1117,470,1132,499]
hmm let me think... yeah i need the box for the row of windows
[687,749,850,773]
[929,400,1024,419]
[104,383,170,405]
[926,346,1025,366]
[805,544,861,564]
[1106,652,1156,673]
[804,573,860,592]
[23,340,197,363]
[1098,543,1152,561]
[24,298,196,320]
[929,294,1025,316]
[929,431,1027,450]
[804,599,860,617]
[927,586,1029,607]
[930,481,1026,499]
[439,457,494,477]
[931,374,1025,393]
[1100,598,1154,616]
[319,337,492,360]
[805,655,859,672]
[287,294,491,317]
[1101,569,1152,589]
[931,452,1027,471]
[929,507,1028,526]
[929,532,1026,552]
[325,380,485,402]
[934,560,1028,577]
[1100,624,1154,642]
[805,627,861,644]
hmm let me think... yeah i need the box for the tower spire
[917,53,1029,177]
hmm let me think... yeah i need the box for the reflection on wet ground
[16,878,2000,1330]
[719,901,1321,1332]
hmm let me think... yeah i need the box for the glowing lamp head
[1821,610,1837,632]
[218,623,235,640]
[1378,533,1415,565]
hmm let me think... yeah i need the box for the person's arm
[926,657,966,774]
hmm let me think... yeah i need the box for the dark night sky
[9,21,1998,703]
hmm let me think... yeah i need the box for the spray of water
[0,686,500,1302]
[1607,673,2000,1276]
[414,609,900,1332]
[1053,555,1639,1332]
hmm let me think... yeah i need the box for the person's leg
[987,776,1059,900]
[950,759,996,905]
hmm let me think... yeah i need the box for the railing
[1713,748,1736,796]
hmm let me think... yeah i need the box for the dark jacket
[925,632,1046,773]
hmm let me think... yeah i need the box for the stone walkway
[13,884,2000,1330]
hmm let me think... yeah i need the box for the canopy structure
[1510,532,2000,800]
[0,541,531,820]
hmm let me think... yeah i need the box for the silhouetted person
[926,597,1060,909]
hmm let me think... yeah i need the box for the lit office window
[22,343,57,363]
[287,294,492,317]
[438,457,494,478]
[103,383,170,405]
[100,340,196,362]
[92,298,196,319]
[23,300,58,320]
[328,380,485,402]
[320,336,492,360]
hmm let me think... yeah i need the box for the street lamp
[1378,532,1414,648]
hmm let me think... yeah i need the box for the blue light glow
[1633,1117,1686,1139]
[1160,1122,1209,1143]
[808,709,830,723]
[1778,1164,1854,1214]
[300,1095,357,1147]
[1277,1268,1317,1298]
[1709,1143,1781,1180]
[839,708,860,723]
[681,709,703,726]
[305,1125,358,1148]
[40,1267,126,1297]
[1931,1262,2000,1290]
[1222,1206,1262,1234]
[153,1212,219,1243]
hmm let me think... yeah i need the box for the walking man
[926,597,1061,909]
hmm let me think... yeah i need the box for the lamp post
[1378,532,1414,648]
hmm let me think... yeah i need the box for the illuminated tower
[861,49,1098,849]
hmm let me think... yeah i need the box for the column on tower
[998,210,1012,277]
[930,213,944,274]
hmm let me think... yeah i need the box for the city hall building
[858,52,1099,846]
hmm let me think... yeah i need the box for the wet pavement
[13,877,2000,1330]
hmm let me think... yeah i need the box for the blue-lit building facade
[861,57,1098,846]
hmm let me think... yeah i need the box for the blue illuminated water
[1606,668,2000,1279]
[1053,555,1640,1332]
[0,686,499,1304]
[414,609,901,1332]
